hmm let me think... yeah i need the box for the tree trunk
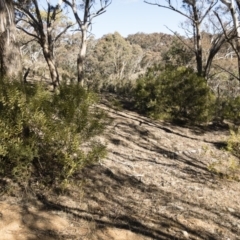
[0,0,21,78]
[192,4,203,76]
[204,34,226,78]
[23,67,30,83]
[77,27,87,86]
[221,0,240,80]
[231,0,240,79]
[42,43,59,88]
[237,45,240,79]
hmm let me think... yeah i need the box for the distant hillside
[126,32,174,51]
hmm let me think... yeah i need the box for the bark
[14,0,71,87]
[42,43,60,88]
[41,2,60,87]
[77,27,87,86]
[221,0,240,80]
[232,0,240,79]
[228,0,240,79]
[145,0,219,79]
[23,67,30,83]
[204,35,226,77]
[195,23,203,76]
[0,0,21,78]
[62,0,111,86]
[191,1,203,76]
[237,45,240,79]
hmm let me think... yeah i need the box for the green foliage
[134,65,214,123]
[215,96,240,124]
[0,79,107,190]
[226,128,240,181]
[86,32,142,92]
[162,39,194,67]
[227,127,240,159]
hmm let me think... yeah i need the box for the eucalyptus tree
[62,0,112,85]
[145,0,227,78]
[89,32,143,81]
[126,32,174,69]
[15,0,74,87]
[0,0,21,78]
[214,0,240,80]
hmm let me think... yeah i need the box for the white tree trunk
[77,26,87,86]
[221,0,240,79]
[0,0,21,78]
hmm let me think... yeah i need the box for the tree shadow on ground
[101,95,231,135]
[1,101,237,240]
[35,164,222,240]
[108,123,216,180]
[107,110,229,149]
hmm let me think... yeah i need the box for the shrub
[134,65,214,123]
[217,96,240,124]
[0,79,107,190]
[227,127,240,159]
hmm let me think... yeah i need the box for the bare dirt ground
[1,102,240,240]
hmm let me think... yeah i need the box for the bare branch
[144,0,194,21]
[214,11,239,58]
[55,23,75,42]
[20,38,37,47]
[214,63,240,80]
[32,0,43,30]
[14,5,41,30]
[199,0,218,24]
[165,25,195,53]
[60,0,111,84]
[17,25,40,41]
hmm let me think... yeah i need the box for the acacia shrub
[218,96,240,124]
[227,127,240,160]
[134,65,214,123]
[0,79,107,190]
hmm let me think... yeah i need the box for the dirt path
[1,104,240,240]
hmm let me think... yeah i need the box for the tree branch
[214,11,239,58]
[55,23,75,42]
[165,25,195,53]
[214,63,239,81]
[17,25,40,41]
[144,0,194,21]
[14,5,41,30]
[199,0,218,24]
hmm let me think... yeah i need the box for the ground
[0,101,240,240]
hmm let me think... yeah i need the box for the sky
[90,0,186,38]
[39,0,186,39]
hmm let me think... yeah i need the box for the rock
[182,230,189,239]
[228,208,235,213]
[176,205,184,210]
[189,149,197,153]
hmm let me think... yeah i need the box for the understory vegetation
[1,0,240,196]
[1,1,240,239]
[100,64,240,162]
[134,65,214,123]
[0,79,107,191]
[1,63,240,193]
